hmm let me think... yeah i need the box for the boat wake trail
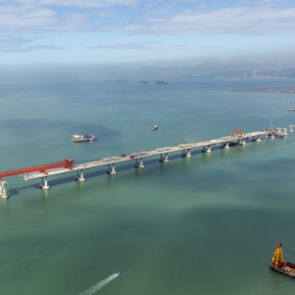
[79,272,120,295]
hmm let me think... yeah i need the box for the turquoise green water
[1,79,295,294]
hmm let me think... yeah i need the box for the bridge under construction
[0,129,284,199]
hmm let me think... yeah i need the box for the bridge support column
[290,126,294,133]
[134,159,138,167]
[251,136,256,142]
[242,138,247,145]
[164,153,169,163]
[207,146,212,153]
[42,176,50,189]
[225,142,230,149]
[284,128,288,136]
[139,158,144,168]
[257,135,261,142]
[159,154,163,162]
[1,186,8,199]
[271,133,275,139]
[201,146,206,153]
[75,171,79,180]
[186,149,191,158]
[78,170,85,182]
[181,150,186,157]
[110,164,117,175]
[39,177,44,187]
[106,164,111,173]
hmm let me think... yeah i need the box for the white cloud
[0,1,295,36]
[189,61,204,67]
[90,43,153,50]
[115,4,295,35]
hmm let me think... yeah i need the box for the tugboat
[275,132,284,138]
[72,134,99,142]
[151,125,158,131]
[269,243,295,278]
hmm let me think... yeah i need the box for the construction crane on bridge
[0,159,75,198]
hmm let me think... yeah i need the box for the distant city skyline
[0,0,295,81]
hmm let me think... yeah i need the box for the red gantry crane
[0,159,75,198]
[231,129,243,137]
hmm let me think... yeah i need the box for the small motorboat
[151,125,158,131]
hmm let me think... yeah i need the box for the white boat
[72,134,99,142]
[151,125,158,131]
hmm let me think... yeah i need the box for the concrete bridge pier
[186,149,191,158]
[139,158,144,168]
[284,128,288,136]
[159,154,164,162]
[207,146,212,153]
[225,142,230,149]
[39,177,44,187]
[1,182,8,199]
[110,164,117,175]
[134,159,139,167]
[201,146,206,153]
[181,150,186,157]
[0,184,6,199]
[106,164,111,173]
[78,170,85,182]
[289,125,294,133]
[42,176,50,189]
[164,153,169,163]
[242,138,247,145]
[271,133,275,139]
[257,135,261,142]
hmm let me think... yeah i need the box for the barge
[72,134,99,142]
[269,243,295,278]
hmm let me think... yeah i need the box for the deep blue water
[1,78,295,295]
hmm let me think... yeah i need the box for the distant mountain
[104,79,128,82]
[173,68,295,80]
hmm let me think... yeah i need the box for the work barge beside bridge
[0,129,288,199]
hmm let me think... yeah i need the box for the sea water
[0,78,295,295]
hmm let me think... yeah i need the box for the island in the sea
[155,80,168,84]
[227,87,294,93]
[137,81,149,84]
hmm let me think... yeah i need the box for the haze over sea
[1,78,295,295]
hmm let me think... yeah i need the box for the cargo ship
[72,134,99,142]
[269,243,295,278]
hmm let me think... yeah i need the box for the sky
[0,0,295,80]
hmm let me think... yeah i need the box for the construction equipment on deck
[231,129,243,137]
[269,243,295,278]
[0,159,75,181]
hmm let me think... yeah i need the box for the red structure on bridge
[0,159,75,181]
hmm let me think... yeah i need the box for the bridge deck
[21,131,266,181]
